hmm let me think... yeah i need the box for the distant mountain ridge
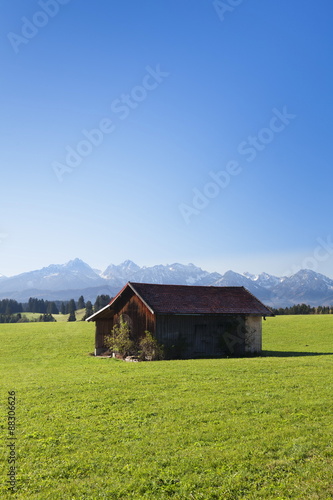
[0,259,333,307]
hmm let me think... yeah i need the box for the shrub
[38,313,56,322]
[67,311,76,322]
[105,316,134,358]
[139,331,164,361]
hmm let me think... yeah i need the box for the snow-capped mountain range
[0,258,333,307]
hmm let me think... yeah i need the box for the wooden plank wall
[156,314,246,358]
[113,294,155,340]
[95,318,113,353]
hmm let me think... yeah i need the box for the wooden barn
[87,282,274,358]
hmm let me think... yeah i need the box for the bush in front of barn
[105,316,164,361]
[138,331,164,361]
[104,317,134,358]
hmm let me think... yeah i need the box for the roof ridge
[87,281,274,321]
[129,281,245,289]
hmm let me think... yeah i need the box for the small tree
[67,299,76,314]
[68,310,76,322]
[105,316,133,358]
[47,301,59,315]
[94,295,111,313]
[139,332,164,361]
[77,295,85,309]
[83,300,94,320]
[39,313,56,322]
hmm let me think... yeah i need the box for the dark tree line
[272,303,333,315]
[83,300,93,320]
[0,298,60,314]
[24,296,86,315]
[80,295,111,321]
[64,294,111,321]
[0,294,112,322]
[94,295,111,313]
[0,299,23,315]
[27,298,59,314]
[0,313,23,323]
[0,312,57,323]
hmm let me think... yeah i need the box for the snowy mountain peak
[243,272,258,280]
[101,260,140,282]
[0,262,333,307]
[244,271,283,290]
[220,270,253,286]
[293,269,328,280]
[282,269,333,289]
[64,258,91,269]
[224,270,242,278]
[0,259,103,296]
[120,259,140,270]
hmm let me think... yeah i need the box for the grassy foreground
[1,316,332,499]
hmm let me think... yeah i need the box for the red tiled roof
[129,282,273,316]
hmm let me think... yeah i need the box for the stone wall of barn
[244,315,262,353]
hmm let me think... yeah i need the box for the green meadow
[1,316,332,499]
[18,308,86,322]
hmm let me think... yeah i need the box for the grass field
[1,316,332,499]
[19,308,86,322]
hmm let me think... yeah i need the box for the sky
[1,0,332,278]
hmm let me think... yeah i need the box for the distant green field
[18,308,86,322]
[1,316,332,499]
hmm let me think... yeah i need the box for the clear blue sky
[1,0,332,278]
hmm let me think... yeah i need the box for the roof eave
[240,286,275,317]
[86,282,130,321]
[128,282,155,314]
[85,302,112,322]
